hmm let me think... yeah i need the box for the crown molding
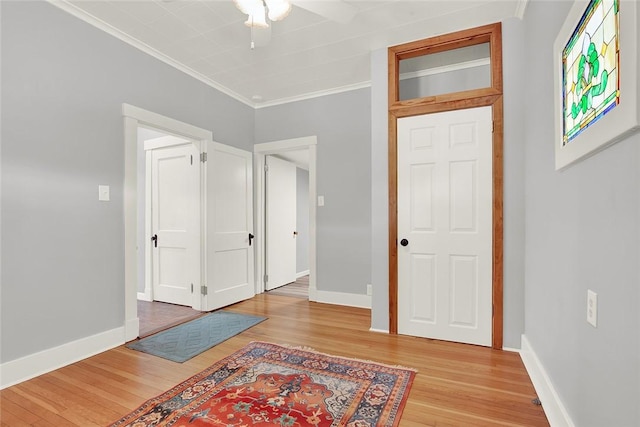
[254,81,372,109]
[46,0,255,108]
[515,0,529,19]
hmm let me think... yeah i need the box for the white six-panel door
[265,155,297,290]
[150,143,200,308]
[397,106,493,346]
[202,142,255,311]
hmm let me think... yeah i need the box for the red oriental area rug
[111,341,416,427]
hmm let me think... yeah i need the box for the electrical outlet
[366,284,372,296]
[587,290,598,328]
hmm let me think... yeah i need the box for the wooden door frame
[388,23,504,349]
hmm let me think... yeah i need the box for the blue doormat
[127,311,266,363]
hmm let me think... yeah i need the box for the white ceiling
[56,0,527,107]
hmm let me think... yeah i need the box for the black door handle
[400,238,409,247]
[249,233,254,246]
[151,234,158,248]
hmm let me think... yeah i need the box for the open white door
[150,142,200,308]
[397,106,493,346]
[202,142,255,311]
[265,155,297,290]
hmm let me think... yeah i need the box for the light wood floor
[267,274,309,298]
[0,293,549,426]
[137,300,204,338]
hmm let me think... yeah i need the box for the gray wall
[296,167,309,274]
[399,64,491,100]
[523,1,639,425]
[370,48,389,330]
[370,19,527,347]
[254,89,372,295]
[1,0,253,363]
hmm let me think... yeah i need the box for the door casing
[123,104,213,341]
[388,23,504,349]
[254,137,317,299]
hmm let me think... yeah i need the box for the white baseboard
[520,335,575,427]
[369,328,390,334]
[296,270,310,279]
[125,317,140,342]
[0,327,125,390]
[137,291,152,302]
[311,289,371,309]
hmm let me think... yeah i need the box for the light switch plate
[587,289,597,328]
[318,195,325,206]
[98,185,110,201]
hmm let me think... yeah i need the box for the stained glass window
[562,0,619,146]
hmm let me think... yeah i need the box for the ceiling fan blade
[292,0,358,24]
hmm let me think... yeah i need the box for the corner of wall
[519,335,575,427]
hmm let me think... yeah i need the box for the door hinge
[264,164,269,172]
[190,154,193,165]
[201,285,208,295]
[264,274,268,283]
[200,152,208,163]
[492,120,495,133]
[191,283,194,293]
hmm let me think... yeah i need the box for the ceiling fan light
[265,0,291,21]
[244,5,269,28]
[234,0,260,15]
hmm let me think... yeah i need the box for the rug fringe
[249,341,418,372]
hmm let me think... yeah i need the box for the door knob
[151,234,158,248]
[400,238,409,247]
[248,233,254,246]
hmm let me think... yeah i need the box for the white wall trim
[48,1,253,108]
[314,290,372,309]
[520,335,575,427]
[137,291,151,302]
[123,105,214,342]
[254,81,371,109]
[47,1,369,110]
[0,327,124,389]
[125,318,140,342]
[369,328,390,334]
[123,104,213,141]
[515,0,529,19]
[254,136,318,153]
[296,270,310,279]
[254,137,317,301]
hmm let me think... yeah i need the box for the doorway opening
[123,104,213,341]
[254,137,317,300]
[136,127,203,337]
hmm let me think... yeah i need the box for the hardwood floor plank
[0,293,548,426]
[1,389,76,427]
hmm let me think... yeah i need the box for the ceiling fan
[234,0,358,48]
